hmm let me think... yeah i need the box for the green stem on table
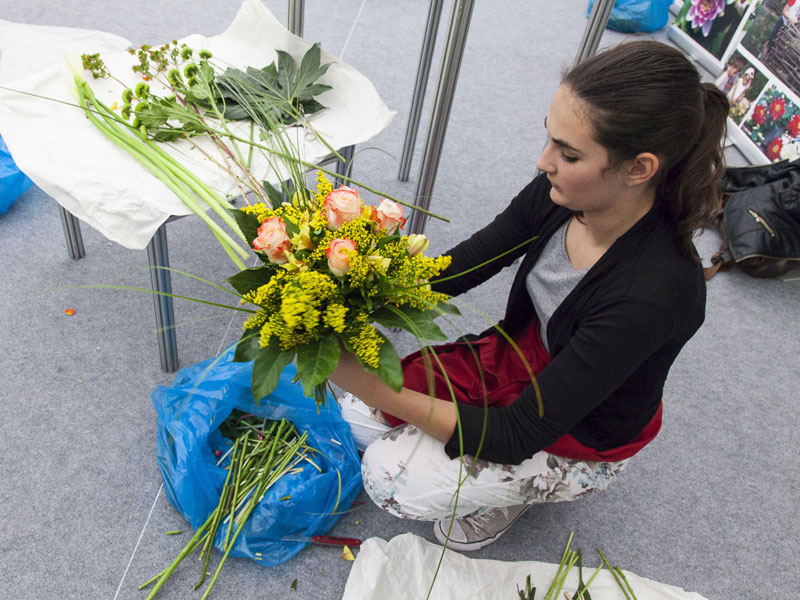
[573,561,604,600]
[597,549,631,600]
[73,78,250,269]
[615,567,638,600]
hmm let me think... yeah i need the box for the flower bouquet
[64,36,455,408]
[228,171,455,407]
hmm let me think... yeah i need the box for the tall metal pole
[287,0,305,37]
[397,0,445,182]
[407,0,475,236]
[576,0,616,62]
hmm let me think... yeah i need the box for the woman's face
[536,85,629,214]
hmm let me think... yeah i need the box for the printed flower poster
[714,49,770,123]
[740,84,800,160]
[673,0,756,60]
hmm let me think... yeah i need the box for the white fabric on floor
[342,533,710,600]
[0,0,394,249]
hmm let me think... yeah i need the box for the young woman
[329,40,729,551]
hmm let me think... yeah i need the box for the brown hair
[562,41,729,259]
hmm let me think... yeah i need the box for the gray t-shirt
[526,220,588,353]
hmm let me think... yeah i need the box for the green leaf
[371,306,447,341]
[357,332,403,392]
[262,182,284,209]
[211,44,332,126]
[233,209,262,246]
[233,331,261,363]
[433,301,460,316]
[276,50,298,98]
[294,44,332,99]
[151,130,184,142]
[295,336,340,397]
[227,266,272,295]
[252,342,294,402]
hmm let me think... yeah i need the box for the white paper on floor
[342,533,710,600]
[0,0,394,249]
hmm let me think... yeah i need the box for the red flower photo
[751,104,767,125]
[768,97,786,121]
[766,137,783,161]
[789,114,800,139]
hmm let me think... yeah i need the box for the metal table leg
[146,224,179,373]
[334,144,355,186]
[408,0,475,236]
[58,205,85,259]
[398,0,445,182]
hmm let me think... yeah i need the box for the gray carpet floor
[1,1,797,599]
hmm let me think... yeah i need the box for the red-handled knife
[280,534,362,547]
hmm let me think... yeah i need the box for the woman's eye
[560,151,578,163]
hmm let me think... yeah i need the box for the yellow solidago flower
[241,202,275,224]
[323,303,348,333]
[253,271,340,350]
[347,316,383,369]
[314,170,334,204]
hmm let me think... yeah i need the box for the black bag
[705,159,800,280]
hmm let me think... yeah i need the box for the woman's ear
[624,152,660,187]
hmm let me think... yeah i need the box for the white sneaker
[337,392,392,451]
[433,504,531,551]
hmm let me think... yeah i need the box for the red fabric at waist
[388,321,661,462]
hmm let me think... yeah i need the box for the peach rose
[374,199,406,234]
[326,238,357,277]
[324,186,362,230]
[252,216,291,264]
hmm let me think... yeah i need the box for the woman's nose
[536,142,555,173]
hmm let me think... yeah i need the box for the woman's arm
[444,299,677,464]
[329,350,457,442]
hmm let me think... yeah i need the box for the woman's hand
[328,348,458,444]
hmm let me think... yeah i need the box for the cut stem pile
[139,413,319,599]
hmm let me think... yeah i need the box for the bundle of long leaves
[229,171,456,407]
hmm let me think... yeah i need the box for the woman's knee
[359,425,466,520]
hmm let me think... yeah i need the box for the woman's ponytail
[660,83,729,257]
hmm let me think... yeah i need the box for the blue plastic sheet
[0,134,32,214]
[587,0,672,33]
[152,349,362,566]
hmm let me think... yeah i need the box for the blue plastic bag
[151,349,362,566]
[0,134,33,214]
[587,0,672,33]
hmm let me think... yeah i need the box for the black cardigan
[431,174,706,465]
